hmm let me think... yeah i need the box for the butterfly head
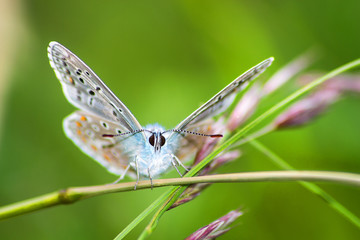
[148,132,166,153]
[143,124,167,154]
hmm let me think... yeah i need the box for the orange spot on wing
[75,121,82,127]
[69,77,74,85]
[81,137,87,143]
[77,129,82,135]
[103,154,111,162]
[80,116,87,121]
[91,145,97,151]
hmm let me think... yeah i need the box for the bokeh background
[1,0,360,239]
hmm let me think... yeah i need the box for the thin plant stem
[230,124,275,149]
[1,171,360,222]
[249,139,360,229]
[113,189,174,240]
[137,187,186,240]
[202,121,360,229]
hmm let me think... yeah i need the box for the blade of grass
[137,187,187,240]
[128,58,360,239]
[249,139,360,229]
[113,189,173,240]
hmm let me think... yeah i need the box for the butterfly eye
[160,135,166,146]
[149,134,155,146]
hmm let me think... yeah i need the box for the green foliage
[1,1,360,239]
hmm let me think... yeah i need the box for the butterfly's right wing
[168,58,274,161]
[63,111,137,178]
[48,42,145,139]
[172,58,274,133]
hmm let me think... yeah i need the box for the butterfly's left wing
[48,42,145,177]
[48,41,145,138]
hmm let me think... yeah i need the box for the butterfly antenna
[103,129,150,138]
[167,129,223,138]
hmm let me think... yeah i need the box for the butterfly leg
[112,164,131,184]
[147,168,153,190]
[134,156,140,190]
[172,154,190,172]
[171,158,183,177]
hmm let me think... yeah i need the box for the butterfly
[48,41,273,186]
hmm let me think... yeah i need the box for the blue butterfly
[48,41,273,187]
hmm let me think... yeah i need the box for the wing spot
[69,77,75,85]
[77,95,81,101]
[118,108,122,112]
[92,124,100,131]
[112,111,117,117]
[81,137,87,143]
[87,130,94,137]
[88,97,94,106]
[101,121,108,129]
[85,71,90,76]
[76,129,82,135]
[80,116,87,121]
[76,69,82,75]
[116,129,122,134]
[75,121,82,127]
[96,86,101,91]
[88,90,95,96]
[63,61,67,67]
[103,154,111,161]
[91,145,97,151]
[79,77,84,84]
[111,150,119,158]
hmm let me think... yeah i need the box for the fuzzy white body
[122,124,181,178]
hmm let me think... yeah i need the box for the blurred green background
[1,0,360,239]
